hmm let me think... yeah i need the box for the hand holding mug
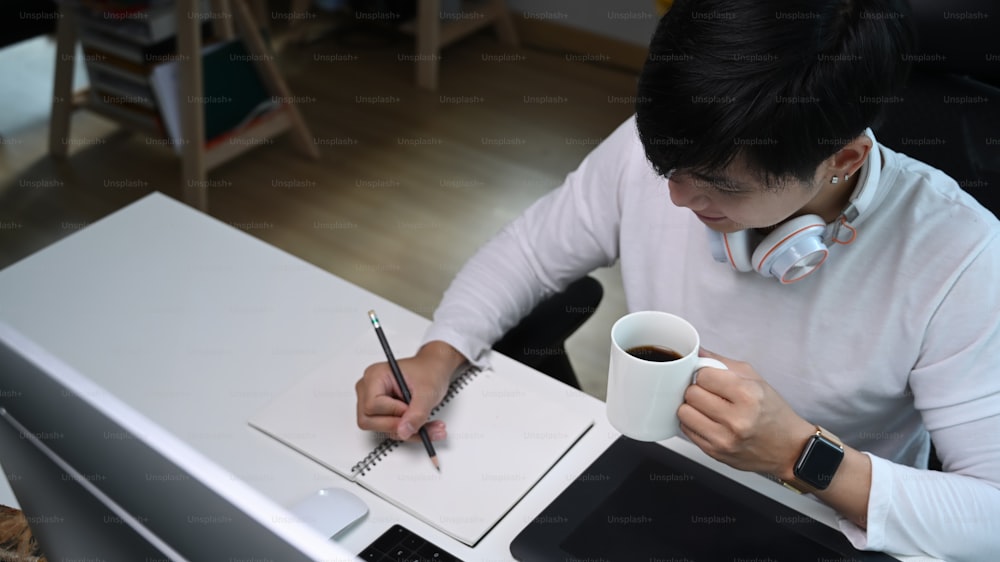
[678,349,816,476]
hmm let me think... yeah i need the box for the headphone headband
[826,128,880,243]
[709,128,882,284]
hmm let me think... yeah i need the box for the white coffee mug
[606,311,727,441]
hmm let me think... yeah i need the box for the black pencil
[367,310,440,471]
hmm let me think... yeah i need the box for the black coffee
[625,345,683,362]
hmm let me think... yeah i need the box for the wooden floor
[0,19,640,399]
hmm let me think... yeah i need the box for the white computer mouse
[289,487,369,539]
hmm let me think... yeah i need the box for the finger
[397,389,440,440]
[356,394,405,436]
[369,418,447,442]
[357,364,404,405]
[414,420,446,442]
[692,365,746,402]
[396,400,430,439]
[356,369,407,432]
[362,394,409,419]
[375,365,407,400]
[356,364,410,419]
[677,403,725,448]
[359,414,405,437]
[679,420,713,452]
[683,382,733,423]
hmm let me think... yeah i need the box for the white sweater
[424,116,1000,561]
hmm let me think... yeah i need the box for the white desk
[0,193,933,561]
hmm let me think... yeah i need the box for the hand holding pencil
[355,345,451,441]
[364,310,455,471]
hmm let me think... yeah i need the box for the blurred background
[0,0,997,403]
[0,0,662,400]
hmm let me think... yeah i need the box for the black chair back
[873,0,1000,217]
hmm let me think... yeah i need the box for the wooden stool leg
[231,0,319,159]
[50,3,79,157]
[490,0,519,46]
[249,0,271,39]
[288,0,312,23]
[281,0,313,47]
[177,0,209,211]
[212,0,237,40]
[416,0,441,91]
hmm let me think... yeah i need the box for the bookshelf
[49,0,319,211]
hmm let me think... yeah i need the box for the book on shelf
[84,57,157,109]
[79,49,161,137]
[77,22,210,66]
[80,46,163,133]
[87,88,164,134]
[150,38,279,153]
[67,0,212,46]
[248,327,594,547]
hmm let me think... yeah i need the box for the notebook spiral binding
[350,366,482,476]
[430,366,481,417]
[352,438,401,476]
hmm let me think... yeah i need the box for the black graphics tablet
[510,436,900,561]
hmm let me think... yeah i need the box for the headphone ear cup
[720,229,758,273]
[751,214,829,283]
[708,229,728,264]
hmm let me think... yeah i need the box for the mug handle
[692,357,728,384]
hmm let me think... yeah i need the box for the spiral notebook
[248,329,594,546]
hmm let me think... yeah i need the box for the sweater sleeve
[422,116,643,366]
[838,233,1000,561]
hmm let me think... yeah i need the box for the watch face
[794,435,844,490]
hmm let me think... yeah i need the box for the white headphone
[707,129,881,284]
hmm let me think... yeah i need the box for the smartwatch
[782,426,844,493]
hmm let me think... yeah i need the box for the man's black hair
[636,0,914,185]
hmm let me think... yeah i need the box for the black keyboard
[358,524,463,562]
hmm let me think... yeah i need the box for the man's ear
[827,135,873,178]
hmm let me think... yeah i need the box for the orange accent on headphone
[723,232,738,268]
[832,217,857,245]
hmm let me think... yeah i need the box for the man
[356,1,1000,559]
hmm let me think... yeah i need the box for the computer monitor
[0,321,359,561]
